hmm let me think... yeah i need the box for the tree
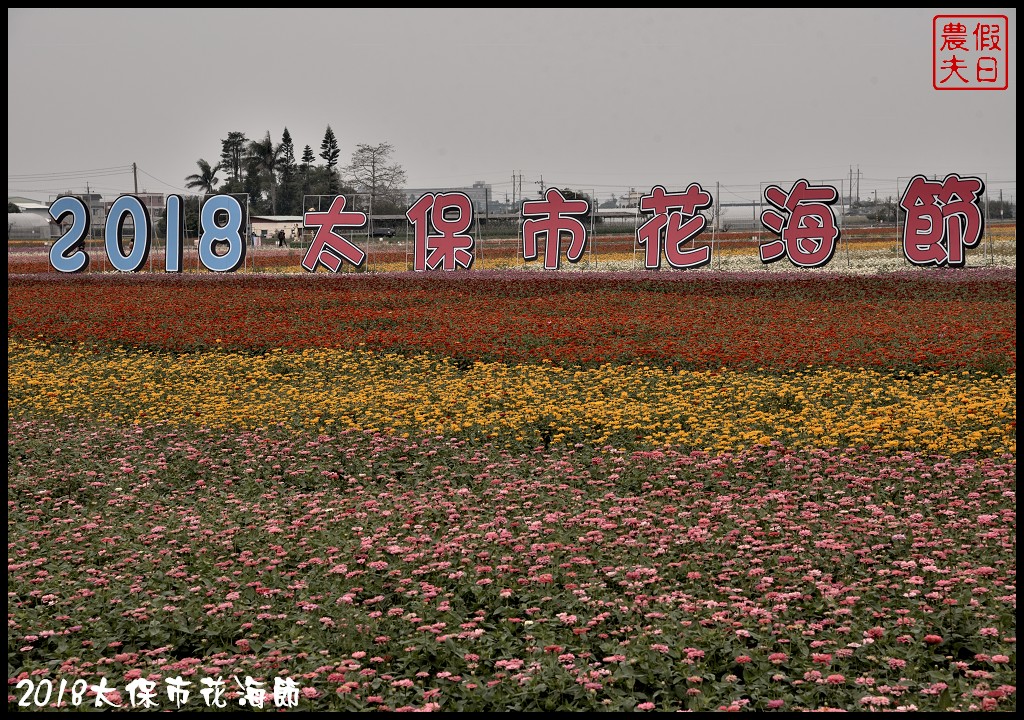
[248,131,284,214]
[319,126,341,194]
[707,198,727,232]
[865,198,898,224]
[277,128,299,215]
[300,145,316,201]
[280,128,296,168]
[184,158,221,196]
[346,142,407,214]
[219,131,249,183]
[987,198,1015,219]
[155,194,203,240]
[301,145,315,166]
[558,188,593,209]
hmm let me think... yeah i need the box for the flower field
[7,221,1016,276]
[7,266,1016,711]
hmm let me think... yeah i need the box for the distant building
[71,193,107,238]
[595,206,641,226]
[617,188,645,209]
[103,193,167,221]
[399,181,496,215]
[8,197,58,238]
[250,215,304,244]
[8,212,53,240]
[8,197,52,221]
[101,192,167,236]
[8,196,46,209]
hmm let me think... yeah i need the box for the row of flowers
[10,224,1017,275]
[8,340,1015,456]
[7,270,1016,372]
[8,418,1016,712]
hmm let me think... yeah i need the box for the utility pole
[133,162,139,194]
[856,165,861,203]
[536,175,545,196]
[715,181,720,232]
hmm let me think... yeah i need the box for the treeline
[847,197,1016,223]
[183,126,407,217]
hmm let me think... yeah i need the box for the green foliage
[219,131,248,183]
[247,131,284,215]
[557,188,594,218]
[7,418,1017,711]
[986,198,1015,219]
[865,199,898,224]
[183,158,221,196]
[189,127,413,215]
[320,125,341,194]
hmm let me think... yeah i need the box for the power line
[135,166,191,194]
[8,184,132,196]
[8,165,134,181]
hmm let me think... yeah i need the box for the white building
[8,212,54,240]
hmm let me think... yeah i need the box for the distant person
[277,229,286,247]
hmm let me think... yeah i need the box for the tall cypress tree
[301,145,316,200]
[278,128,298,214]
[319,125,341,194]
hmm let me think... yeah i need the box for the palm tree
[184,159,221,196]
[248,132,284,214]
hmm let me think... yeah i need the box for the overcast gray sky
[7,8,1017,206]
